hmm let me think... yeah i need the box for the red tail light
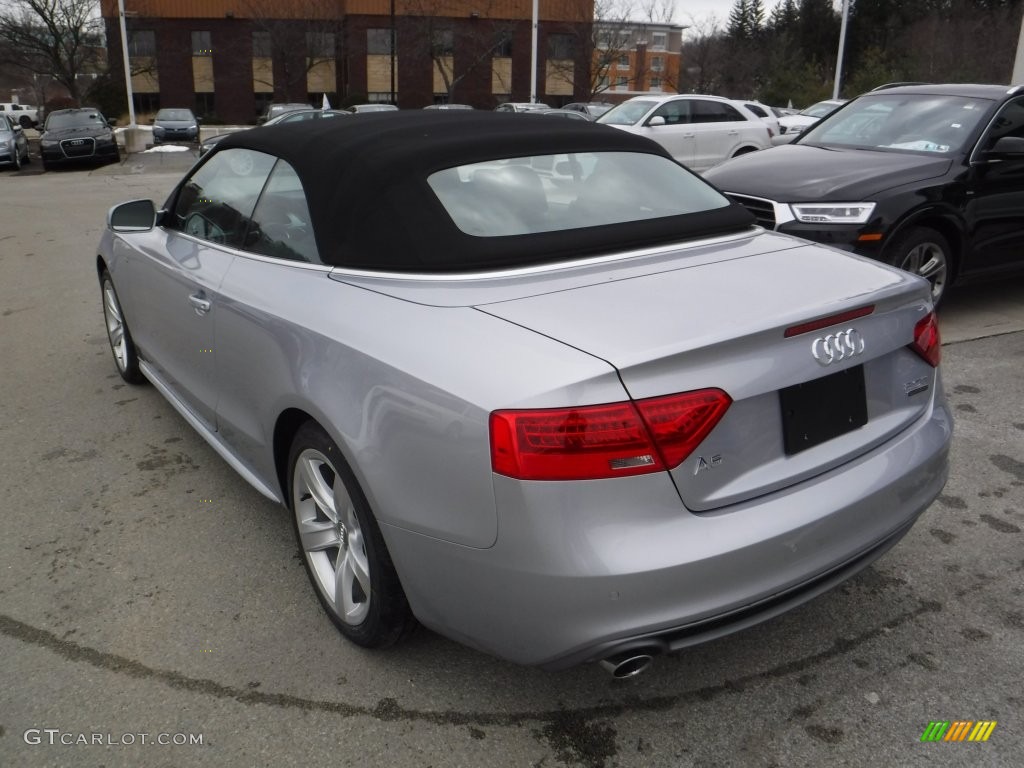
[911,312,941,367]
[489,389,731,481]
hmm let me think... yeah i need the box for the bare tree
[241,0,343,102]
[0,0,104,102]
[677,13,724,94]
[399,0,518,104]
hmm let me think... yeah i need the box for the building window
[651,56,663,72]
[128,30,156,57]
[367,92,393,103]
[131,92,159,114]
[650,77,662,90]
[547,34,574,61]
[367,29,394,55]
[253,31,271,58]
[307,31,335,58]
[651,32,667,50]
[192,30,212,56]
[493,31,512,58]
[615,76,628,89]
[618,55,629,68]
[194,92,215,118]
[432,29,454,56]
[598,76,609,88]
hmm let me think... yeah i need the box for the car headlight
[153,126,165,134]
[789,203,876,224]
[40,137,59,148]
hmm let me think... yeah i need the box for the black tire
[18,115,32,129]
[12,146,21,171]
[100,270,145,384]
[288,421,416,648]
[883,226,953,307]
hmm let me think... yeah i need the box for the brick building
[100,0,596,123]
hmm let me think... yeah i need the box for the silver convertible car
[97,113,951,676]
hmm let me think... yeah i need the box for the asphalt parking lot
[0,162,1022,768]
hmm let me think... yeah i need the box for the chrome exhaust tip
[599,650,656,678]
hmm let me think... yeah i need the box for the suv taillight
[490,389,731,481]
[911,312,941,367]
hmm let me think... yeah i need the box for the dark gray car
[152,108,199,144]
[97,112,951,675]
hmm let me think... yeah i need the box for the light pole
[529,0,538,103]
[117,0,136,128]
[390,0,396,104]
[832,0,850,100]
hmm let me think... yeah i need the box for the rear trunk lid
[474,240,937,511]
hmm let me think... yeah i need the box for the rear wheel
[18,115,32,129]
[288,422,416,648]
[883,226,952,306]
[11,146,21,171]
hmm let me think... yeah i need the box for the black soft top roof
[214,111,753,271]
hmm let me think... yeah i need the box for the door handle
[188,292,212,315]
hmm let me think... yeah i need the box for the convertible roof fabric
[214,111,754,271]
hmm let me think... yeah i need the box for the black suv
[704,84,1024,304]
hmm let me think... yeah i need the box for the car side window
[652,100,690,125]
[171,148,276,248]
[692,101,746,123]
[980,98,1024,149]
[243,160,321,263]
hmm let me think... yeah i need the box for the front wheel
[288,422,416,648]
[883,226,952,307]
[101,271,145,384]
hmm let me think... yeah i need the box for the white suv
[596,94,770,172]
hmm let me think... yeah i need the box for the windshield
[596,100,657,126]
[428,151,730,237]
[155,109,194,121]
[798,93,992,154]
[45,111,106,130]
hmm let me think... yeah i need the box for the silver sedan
[96,112,951,675]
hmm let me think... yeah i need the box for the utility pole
[832,0,850,100]
[117,0,136,128]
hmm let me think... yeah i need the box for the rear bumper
[382,392,952,668]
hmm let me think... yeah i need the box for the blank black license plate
[780,365,867,455]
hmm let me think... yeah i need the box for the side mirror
[987,135,1024,157]
[108,199,156,232]
[648,115,666,127]
[196,117,203,125]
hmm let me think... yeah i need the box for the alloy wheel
[898,241,947,305]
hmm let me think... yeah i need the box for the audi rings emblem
[811,328,865,366]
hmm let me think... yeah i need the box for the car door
[643,99,696,167]
[123,147,276,428]
[689,99,752,172]
[965,96,1024,275]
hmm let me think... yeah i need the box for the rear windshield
[427,151,731,237]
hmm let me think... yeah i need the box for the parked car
[151,108,200,145]
[541,108,594,121]
[97,111,950,674]
[200,109,350,156]
[39,107,119,170]
[0,113,30,170]
[423,104,474,110]
[347,103,399,113]
[738,101,782,139]
[596,94,771,172]
[777,98,846,137]
[495,102,551,113]
[0,102,41,128]
[704,83,1024,305]
[258,103,314,124]
[563,102,614,118]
